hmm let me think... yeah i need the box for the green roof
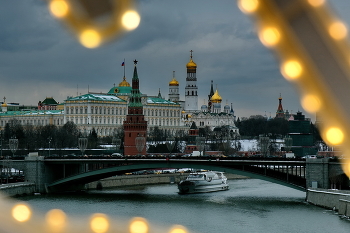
[0,110,63,117]
[42,97,58,105]
[107,86,132,95]
[147,97,179,105]
[66,94,126,102]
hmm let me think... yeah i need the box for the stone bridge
[9,157,345,193]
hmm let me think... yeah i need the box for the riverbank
[0,182,36,197]
[307,188,350,217]
[86,173,248,190]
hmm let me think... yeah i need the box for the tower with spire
[208,80,214,112]
[123,60,148,155]
[184,50,198,112]
[168,71,180,102]
[275,94,285,118]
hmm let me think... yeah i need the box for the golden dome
[182,110,185,114]
[211,89,222,103]
[1,102,7,107]
[169,78,179,86]
[186,59,197,69]
[188,114,192,118]
[119,77,130,87]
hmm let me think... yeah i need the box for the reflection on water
[17,179,350,233]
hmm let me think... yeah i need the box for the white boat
[178,171,229,194]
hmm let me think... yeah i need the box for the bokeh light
[238,0,259,14]
[129,217,148,233]
[49,0,69,18]
[259,27,281,47]
[281,60,303,80]
[90,214,109,233]
[307,0,325,7]
[325,127,344,145]
[79,29,101,49]
[122,11,141,31]
[301,94,321,113]
[12,204,31,222]
[329,21,348,40]
[45,209,66,230]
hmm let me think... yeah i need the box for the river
[17,179,350,233]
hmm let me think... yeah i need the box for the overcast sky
[1,0,349,121]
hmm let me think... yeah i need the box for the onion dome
[119,77,130,87]
[211,89,222,103]
[169,77,179,86]
[182,110,186,114]
[201,105,208,111]
[1,102,7,107]
[186,59,197,69]
[224,104,230,110]
[188,114,192,118]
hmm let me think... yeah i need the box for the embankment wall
[307,188,350,217]
[0,182,36,197]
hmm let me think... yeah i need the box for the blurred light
[301,94,321,113]
[259,27,281,47]
[90,214,109,233]
[12,204,31,222]
[325,127,344,145]
[307,0,325,7]
[170,225,187,233]
[329,21,348,40]
[238,0,259,14]
[45,209,66,230]
[281,60,303,80]
[79,29,101,48]
[122,11,141,31]
[49,0,69,18]
[129,218,148,233]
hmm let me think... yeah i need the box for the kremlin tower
[184,50,198,112]
[123,60,147,155]
[275,94,285,118]
[169,71,180,102]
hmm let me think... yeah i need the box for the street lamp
[135,134,146,156]
[196,136,205,156]
[48,137,52,157]
[78,137,88,157]
[166,137,175,156]
[259,136,270,158]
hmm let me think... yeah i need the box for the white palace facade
[0,51,239,136]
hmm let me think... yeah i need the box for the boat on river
[178,171,229,194]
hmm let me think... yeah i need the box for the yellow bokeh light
[79,29,101,49]
[122,11,141,31]
[46,209,66,229]
[238,0,259,14]
[12,204,31,222]
[281,60,303,80]
[301,94,321,113]
[49,0,69,18]
[170,228,187,233]
[329,21,348,40]
[325,127,344,145]
[130,218,148,233]
[260,27,280,47]
[307,0,325,7]
[90,214,109,233]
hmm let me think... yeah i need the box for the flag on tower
[121,62,125,66]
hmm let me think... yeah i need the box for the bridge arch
[48,162,306,192]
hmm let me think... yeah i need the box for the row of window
[66,106,181,117]
[0,119,61,126]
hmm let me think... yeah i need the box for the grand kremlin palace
[0,52,239,136]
